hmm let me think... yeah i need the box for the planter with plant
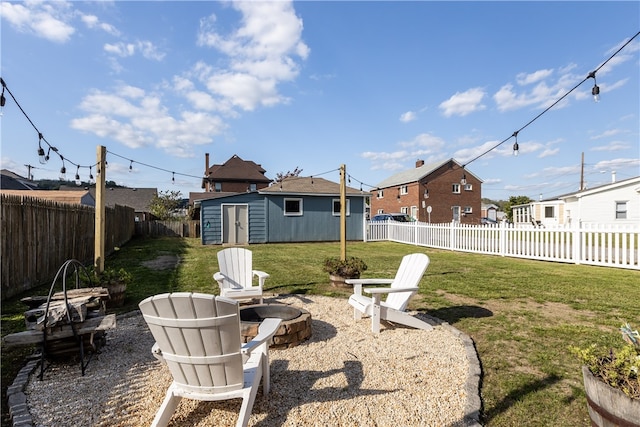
[81,267,132,308]
[570,322,640,427]
[322,256,367,287]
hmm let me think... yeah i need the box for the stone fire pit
[240,304,312,349]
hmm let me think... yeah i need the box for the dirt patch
[141,255,180,270]
[434,290,598,327]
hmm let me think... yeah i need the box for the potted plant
[322,256,367,287]
[570,322,639,426]
[81,266,132,308]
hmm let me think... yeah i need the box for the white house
[512,175,640,227]
[561,175,640,227]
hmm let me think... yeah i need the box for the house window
[463,206,473,214]
[400,185,408,195]
[400,206,408,214]
[284,198,303,216]
[545,206,554,218]
[615,201,627,219]
[377,190,384,198]
[377,209,384,214]
[248,183,257,191]
[452,184,461,194]
[332,199,351,216]
[464,184,473,191]
[214,182,222,192]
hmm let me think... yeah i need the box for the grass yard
[2,236,639,426]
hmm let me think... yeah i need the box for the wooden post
[340,164,347,261]
[94,145,106,274]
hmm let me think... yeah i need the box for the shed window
[616,201,627,219]
[284,198,303,216]
[332,199,351,216]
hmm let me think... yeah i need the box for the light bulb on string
[129,160,133,172]
[0,83,5,115]
[588,71,600,102]
[512,131,519,156]
[89,166,94,183]
[74,166,81,185]
[59,159,67,181]
[37,133,47,164]
[172,172,175,184]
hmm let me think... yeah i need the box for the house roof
[205,154,271,182]
[260,176,366,196]
[558,175,640,200]
[89,187,157,211]
[0,169,38,190]
[374,158,482,188]
[189,191,239,205]
[0,189,94,205]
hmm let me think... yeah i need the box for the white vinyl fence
[366,221,639,270]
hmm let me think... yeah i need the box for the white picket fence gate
[366,221,640,270]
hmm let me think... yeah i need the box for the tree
[273,166,303,183]
[149,190,183,220]
[504,195,532,222]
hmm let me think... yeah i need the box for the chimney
[205,153,211,192]
[416,159,424,168]
[612,171,616,183]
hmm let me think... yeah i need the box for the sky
[1,1,639,202]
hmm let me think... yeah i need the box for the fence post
[572,221,582,265]
[449,220,456,251]
[499,221,507,257]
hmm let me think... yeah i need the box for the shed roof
[260,176,366,196]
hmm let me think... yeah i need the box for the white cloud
[591,141,631,152]
[439,87,486,117]
[516,69,554,85]
[590,129,624,140]
[398,133,445,151]
[103,41,165,61]
[399,111,416,123]
[1,1,75,43]
[81,13,120,36]
[195,1,308,111]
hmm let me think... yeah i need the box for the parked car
[371,213,412,222]
[480,217,498,225]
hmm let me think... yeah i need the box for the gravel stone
[25,295,477,426]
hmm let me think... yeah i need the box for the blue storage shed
[199,176,368,245]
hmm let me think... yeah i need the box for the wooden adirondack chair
[347,253,433,334]
[214,248,267,304]
[139,292,281,427]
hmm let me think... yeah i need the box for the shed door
[222,204,248,245]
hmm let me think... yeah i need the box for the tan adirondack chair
[347,253,433,334]
[139,292,281,427]
[214,248,267,303]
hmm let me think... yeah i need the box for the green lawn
[2,237,638,426]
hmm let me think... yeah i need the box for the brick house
[370,158,482,224]
[201,154,271,193]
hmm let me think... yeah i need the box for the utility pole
[580,152,585,191]
[24,164,35,180]
[340,164,347,261]
[94,145,106,273]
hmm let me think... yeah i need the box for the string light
[172,172,175,184]
[89,166,94,182]
[74,165,81,185]
[59,158,66,181]
[129,160,133,172]
[37,133,47,164]
[588,71,600,102]
[512,131,519,156]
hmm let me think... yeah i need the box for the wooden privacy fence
[134,220,200,238]
[367,220,640,270]
[1,194,135,300]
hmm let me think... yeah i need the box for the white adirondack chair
[347,253,433,334]
[214,248,268,304]
[139,292,281,427]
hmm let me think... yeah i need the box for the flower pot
[106,282,127,308]
[581,365,640,427]
[329,273,359,288]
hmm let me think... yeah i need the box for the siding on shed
[265,195,365,242]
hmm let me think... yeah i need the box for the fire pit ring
[240,304,312,349]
